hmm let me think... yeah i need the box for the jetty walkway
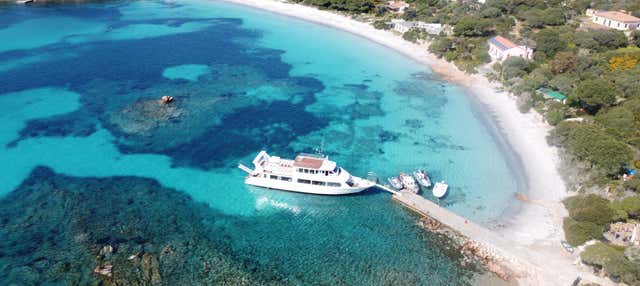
[374,184,538,280]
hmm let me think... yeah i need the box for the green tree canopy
[533,28,566,58]
[571,79,621,113]
[453,16,492,37]
[564,194,615,225]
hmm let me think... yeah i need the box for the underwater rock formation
[0,167,278,285]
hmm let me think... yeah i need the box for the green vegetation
[562,195,614,246]
[292,0,378,13]
[299,0,640,282]
[549,122,633,175]
[581,242,640,284]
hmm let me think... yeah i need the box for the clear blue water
[0,1,522,284]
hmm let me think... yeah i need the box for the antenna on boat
[315,138,325,157]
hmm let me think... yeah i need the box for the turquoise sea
[0,1,523,284]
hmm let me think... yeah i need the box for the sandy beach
[218,0,614,285]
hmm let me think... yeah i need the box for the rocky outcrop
[417,217,520,283]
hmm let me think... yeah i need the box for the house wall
[592,15,640,31]
[488,44,533,61]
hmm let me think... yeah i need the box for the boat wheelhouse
[239,151,374,195]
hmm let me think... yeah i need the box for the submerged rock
[160,95,174,105]
[93,264,113,278]
[110,98,184,135]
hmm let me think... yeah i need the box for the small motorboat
[387,177,403,189]
[399,173,419,193]
[432,181,448,198]
[561,240,574,253]
[413,170,432,188]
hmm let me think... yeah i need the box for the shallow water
[0,1,522,284]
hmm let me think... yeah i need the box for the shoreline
[218,0,594,284]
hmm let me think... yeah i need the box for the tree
[550,52,578,74]
[501,57,531,80]
[592,30,629,52]
[571,79,620,113]
[542,7,566,26]
[428,37,454,57]
[632,30,640,48]
[480,7,501,18]
[533,29,566,58]
[453,16,492,37]
[595,106,636,139]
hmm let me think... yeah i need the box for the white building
[390,19,444,35]
[385,1,410,14]
[487,36,533,62]
[587,9,640,31]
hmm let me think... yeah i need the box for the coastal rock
[100,245,114,256]
[141,253,161,284]
[160,95,174,105]
[109,98,184,135]
[93,264,113,278]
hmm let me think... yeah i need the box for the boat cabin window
[280,176,292,182]
[297,179,311,184]
[303,169,309,174]
[312,181,326,186]
[297,168,303,173]
[270,175,278,180]
[327,182,341,187]
[263,174,267,178]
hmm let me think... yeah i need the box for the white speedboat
[399,173,419,193]
[387,177,403,189]
[239,151,374,195]
[413,170,432,188]
[433,181,448,198]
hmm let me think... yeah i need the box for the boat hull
[245,176,373,195]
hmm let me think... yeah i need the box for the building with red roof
[487,36,533,62]
[587,9,640,31]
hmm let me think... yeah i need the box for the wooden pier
[374,184,535,278]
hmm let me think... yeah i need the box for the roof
[488,36,518,51]
[595,11,640,23]
[386,1,409,9]
[538,88,567,100]
[294,155,325,169]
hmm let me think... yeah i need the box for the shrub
[551,123,633,175]
[610,196,640,218]
[581,242,640,284]
[373,20,388,30]
[563,217,603,246]
[626,177,640,192]
[564,194,615,226]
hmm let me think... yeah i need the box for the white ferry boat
[238,151,374,195]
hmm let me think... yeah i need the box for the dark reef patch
[0,167,281,286]
[0,14,329,170]
[8,109,97,147]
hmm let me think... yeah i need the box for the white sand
[219,0,611,284]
